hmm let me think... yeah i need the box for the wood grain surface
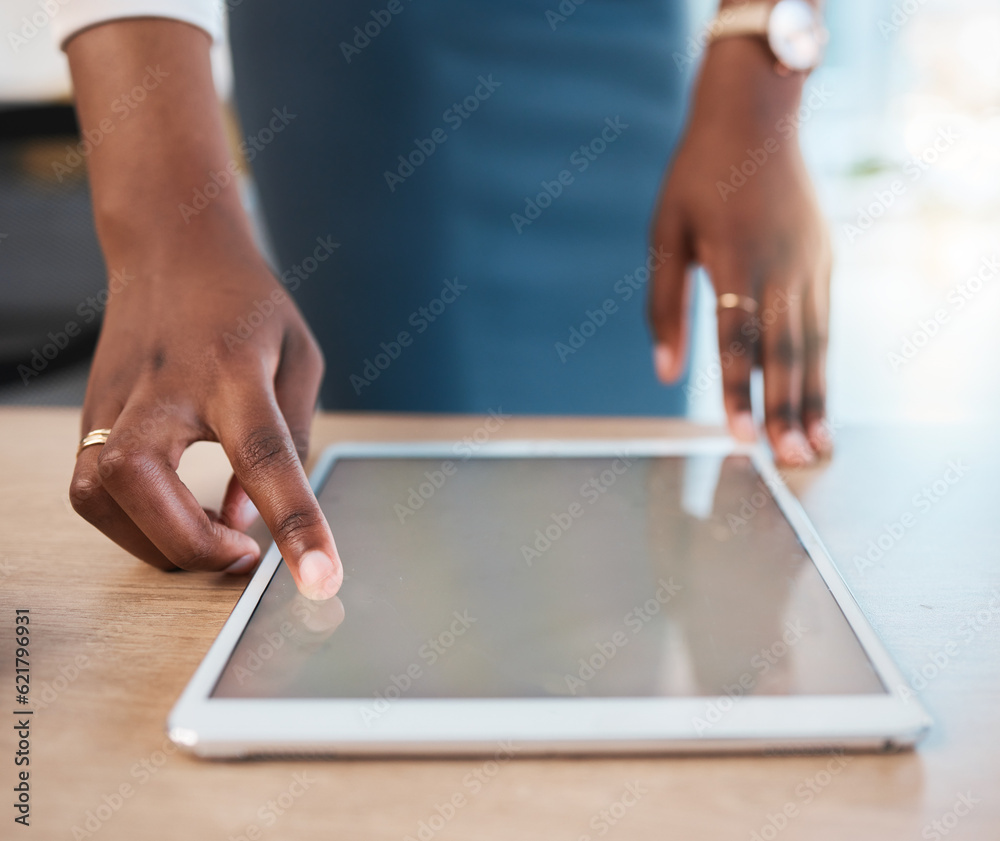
[1,408,996,840]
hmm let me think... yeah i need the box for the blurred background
[1,0,998,424]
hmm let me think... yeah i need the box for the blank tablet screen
[212,455,884,700]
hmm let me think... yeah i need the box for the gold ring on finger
[77,428,113,457]
[717,293,759,315]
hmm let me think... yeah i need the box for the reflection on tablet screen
[212,456,884,702]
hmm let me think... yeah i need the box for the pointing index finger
[219,396,342,600]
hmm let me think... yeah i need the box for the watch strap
[707,2,772,43]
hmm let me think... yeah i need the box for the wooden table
[1,408,997,840]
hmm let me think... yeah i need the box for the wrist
[693,37,805,133]
[97,201,264,283]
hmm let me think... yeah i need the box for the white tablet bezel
[167,438,931,758]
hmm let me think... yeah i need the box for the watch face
[768,0,827,71]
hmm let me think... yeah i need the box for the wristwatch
[707,0,828,73]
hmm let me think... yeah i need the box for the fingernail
[776,430,815,467]
[730,412,757,443]
[654,345,674,382]
[298,550,342,600]
[224,553,256,575]
[807,420,834,457]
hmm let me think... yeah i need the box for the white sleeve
[52,0,223,50]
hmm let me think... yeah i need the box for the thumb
[648,207,692,383]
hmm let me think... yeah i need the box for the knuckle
[272,507,325,547]
[95,446,152,485]
[723,383,752,412]
[235,427,297,476]
[69,473,111,521]
[805,328,829,356]
[766,401,798,429]
[171,530,223,571]
[802,393,826,417]
[719,313,755,354]
[769,329,803,368]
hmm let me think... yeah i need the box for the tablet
[167,438,931,757]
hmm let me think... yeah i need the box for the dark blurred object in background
[0,104,105,402]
